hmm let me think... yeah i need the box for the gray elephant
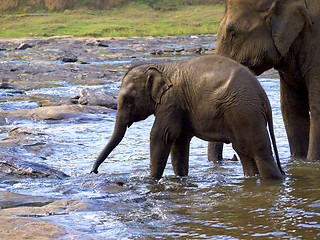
[91,55,284,179]
[216,0,320,161]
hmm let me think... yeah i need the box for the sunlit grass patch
[0,4,224,38]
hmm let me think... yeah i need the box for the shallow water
[1,54,320,239]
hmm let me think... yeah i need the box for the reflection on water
[1,63,319,239]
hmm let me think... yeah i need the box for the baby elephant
[91,54,285,179]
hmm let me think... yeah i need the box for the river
[0,37,319,239]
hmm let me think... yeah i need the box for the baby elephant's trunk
[91,123,127,174]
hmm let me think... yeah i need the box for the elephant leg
[235,150,259,177]
[280,79,309,158]
[149,118,181,179]
[233,123,282,179]
[149,133,171,179]
[208,142,223,162]
[171,135,191,177]
[252,129,283,179]
[307,82,320,161]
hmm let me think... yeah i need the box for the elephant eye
[230,30,237,40]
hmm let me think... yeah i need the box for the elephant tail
[266,107,285,175]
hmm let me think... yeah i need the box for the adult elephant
[215,0,320,161]
[91,55,284,179]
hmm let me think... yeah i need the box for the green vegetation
[0,3,225,38]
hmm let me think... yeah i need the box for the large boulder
[78,88,117,109]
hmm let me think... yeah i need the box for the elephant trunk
[90,119,128,174]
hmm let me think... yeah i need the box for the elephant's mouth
[242,62,272,76]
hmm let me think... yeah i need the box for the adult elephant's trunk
[90,119,128,174]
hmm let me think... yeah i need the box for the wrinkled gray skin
[216,0,320,161]
[91,55,284,179]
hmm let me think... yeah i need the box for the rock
[0,151,69,179]
[8,126,47,139]
[0,198,89,217]
[175,48,184,53]
[0,217,66,240]
[163,48,174,53]
[0,81,14,89]
[0,190,56,209]
[16,43,32,50]
[78,88,117,109]
[57,55,78,63]
[0,105,112,121]
[86,39,109,47]
[150,49,163,55]
[96,40,109,47]
[0,196,92,239]
[62,56,78,63]
[185,46,196,52]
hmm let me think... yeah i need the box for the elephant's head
[91,65,172,174]
[216,0,312,75]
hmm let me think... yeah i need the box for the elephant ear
[268,0,312,56]
[145,67,172,104]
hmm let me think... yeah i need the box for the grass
[0,3,225,38]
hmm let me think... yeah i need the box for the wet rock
[0,190,56,209]
[27,93,76,107]
[185,46,196,52]
[96,40,109,47]
[0,151,69,179]
[150,49,163,55]
[58,55,78,63]
[0,198,89,217]
[0,81,14,89]
[0,105,112,121]
[0,217,66,240]
[0,197,93,239]
[78,88,117,109]
[8,126,47,139]
[175,48,184,53]
[86,39,109,47]
[163,48,174,53]
[16,43,32,50]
